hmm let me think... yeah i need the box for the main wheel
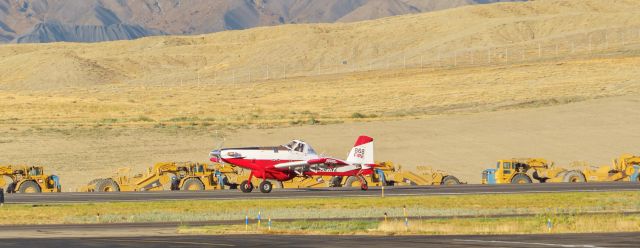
[441,175,461,185]
[259,181,273,193]
[563,170,586,183]
[181,178,205,191]
[240,180,253,193]
[96,179,120,192]
[511,174,532,184]
[18,181,41,193]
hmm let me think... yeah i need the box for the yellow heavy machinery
[333,162,462,188]
[564,154,640,182]
[84,162,241,192]
[245,161,462,189]
[0,165,61,193]
[481,158,568,184]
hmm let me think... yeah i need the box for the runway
[3,182,638,204]
[1,233,637,247]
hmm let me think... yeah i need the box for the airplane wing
[273,158,348,169]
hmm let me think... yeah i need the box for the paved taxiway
[4,182,638,204]
[1,233,637,247]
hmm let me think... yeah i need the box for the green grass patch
[0,192,638,225]
[180,214,640,235]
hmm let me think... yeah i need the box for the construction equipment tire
[328,176,343,187]
[563,170,586,183]
[181,178,205,191]
[259,181,273,193]
[511,174,532,184]
[266,180,283,189]
[344,175,366,188]
[240,180,253,193]
[441,175,461,185]
[87,178,102,186]
[18,181,41,193]
[96,179,120,192]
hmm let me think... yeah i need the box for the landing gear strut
[359,176,369,191]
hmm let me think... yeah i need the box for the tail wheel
[96,179,120,192]
[259,181,273,193]
[18,181,42,194]
[240,180,253,193]
[511,174,532,184]
[441,175,461,185]
[563,170,586,183]
[360,183,368,191]
[181,178,205,191]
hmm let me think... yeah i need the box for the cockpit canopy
[282,140,317,155]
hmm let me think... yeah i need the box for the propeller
[209,137,226,163]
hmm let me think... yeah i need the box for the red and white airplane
[209,136,376,193]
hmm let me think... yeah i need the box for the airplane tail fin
[347,135,374,167]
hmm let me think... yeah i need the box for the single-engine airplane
[209,136,376,193]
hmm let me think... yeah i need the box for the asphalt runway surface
[4,182,638,204]
[1,233,638,247]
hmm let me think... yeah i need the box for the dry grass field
[1,0,639,190]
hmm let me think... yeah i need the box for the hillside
[1,0,640,189]
[0,0,519,43]
[0,0,638,90]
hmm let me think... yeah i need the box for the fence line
[6,25,640,92]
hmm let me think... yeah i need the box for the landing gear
[259,181,273,193]
[240,180,253,193]
[360,183,368,191]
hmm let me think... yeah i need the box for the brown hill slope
[0,0,638,89]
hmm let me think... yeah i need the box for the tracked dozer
[83,162,241,192]
[0,165,61,193]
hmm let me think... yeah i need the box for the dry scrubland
[0,0,640,189]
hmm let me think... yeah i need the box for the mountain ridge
[0,0,522,43]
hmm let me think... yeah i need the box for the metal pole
[538,43,542,58]
[403,55,406,69]
[471,52,474,65]
[505,48,508,63]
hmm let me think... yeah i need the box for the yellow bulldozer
[83,162,242,192]
[0,165,62,193]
